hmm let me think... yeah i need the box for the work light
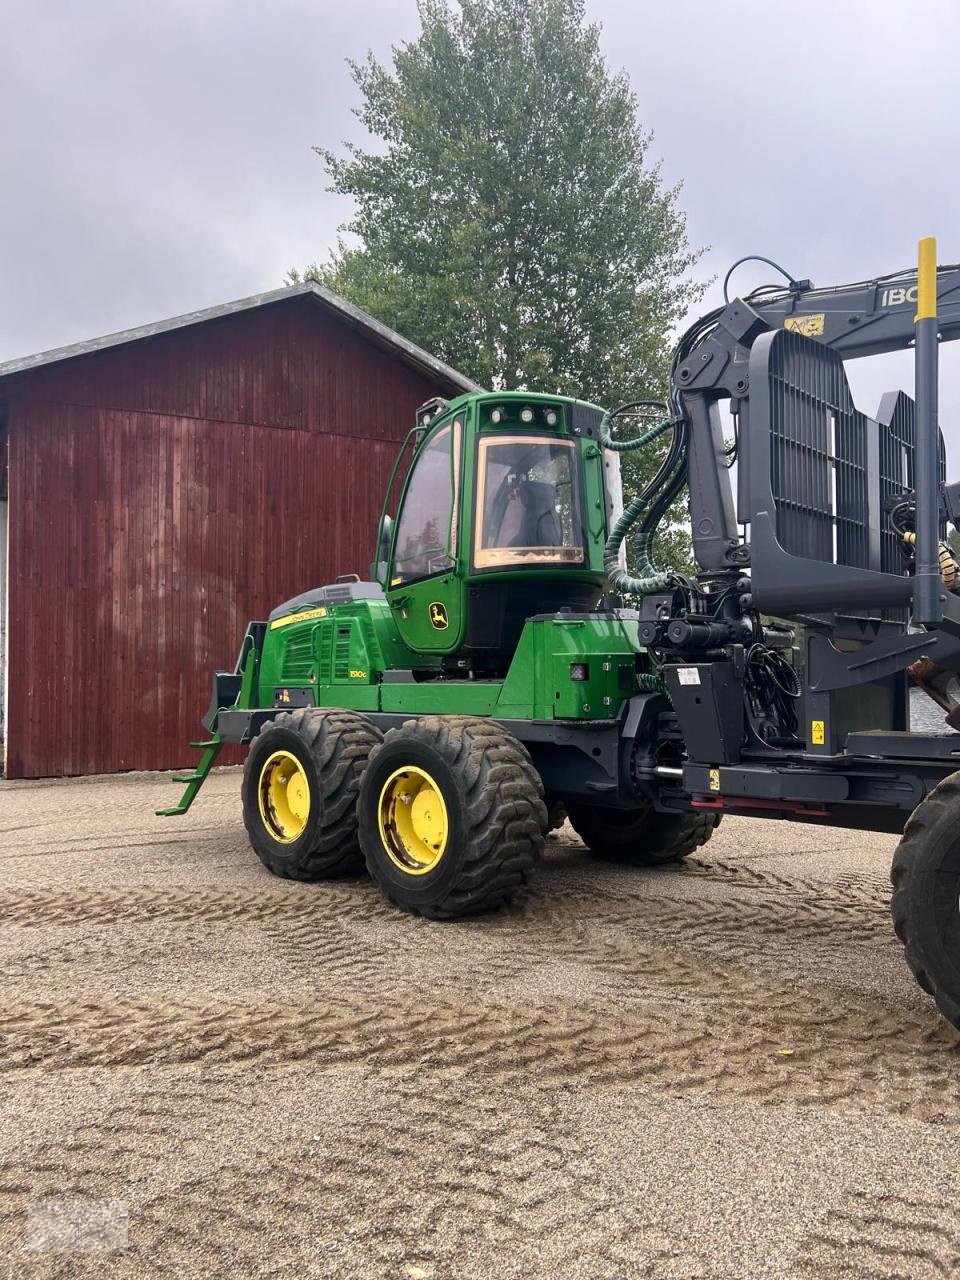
[520,406,535,424]
[545,408,558,426]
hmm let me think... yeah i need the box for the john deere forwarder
[163,238,960,1033]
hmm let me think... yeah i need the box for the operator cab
[374,393,613,672]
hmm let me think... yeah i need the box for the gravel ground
[2,767,960,1278]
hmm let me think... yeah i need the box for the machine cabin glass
[475,435,585,570]
[390,421,461,585]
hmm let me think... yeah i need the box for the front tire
[891,771,960,1030]
[242,708,381,880]
[358,715,547,919]
[565,798,719,865]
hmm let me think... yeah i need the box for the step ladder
[156,736,223,816]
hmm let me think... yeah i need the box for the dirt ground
[2,768,960,1279]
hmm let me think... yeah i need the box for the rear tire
[358,715,547,919]
[565,798,719,865]
[891,770,960,1029]
[243,708,381,881]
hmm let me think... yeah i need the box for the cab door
[386,415,464,654]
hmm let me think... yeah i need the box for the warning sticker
[709,769,720,791]
[785,313,826,338]
[811,720,826,746]
[677,668,701,686]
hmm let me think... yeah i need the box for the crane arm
[666,241,957,630]
[747,262,960,358]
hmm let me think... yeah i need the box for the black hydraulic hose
[632,454,688,583]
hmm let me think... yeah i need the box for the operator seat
[509,480,563,547]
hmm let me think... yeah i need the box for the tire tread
[890,771,960,1027]
[243,708,381,880]
[361,715,547,919]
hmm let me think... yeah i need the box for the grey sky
[4,0,960,453]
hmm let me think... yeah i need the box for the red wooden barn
[0,285,479,779]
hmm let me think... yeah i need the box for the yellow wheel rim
[378,766,448,875]
[258,750,311,843]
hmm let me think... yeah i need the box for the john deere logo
[429,601,449,630]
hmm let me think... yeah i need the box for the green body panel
[391,572,463,653]
[256,600,437,710]
[253,599,645,725]
[495,617,645,720]
[380,681,502,715]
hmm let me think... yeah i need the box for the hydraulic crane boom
[746,260,960,358]
[669,243,957,630]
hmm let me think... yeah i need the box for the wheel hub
[378,766,448,875]
[258,750,311,842]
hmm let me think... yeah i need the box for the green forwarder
[159,389,709,919]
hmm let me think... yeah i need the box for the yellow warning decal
[811,720,825,745]
[708,768,720,791]
[785,313,825,338]
[269,606,328,630]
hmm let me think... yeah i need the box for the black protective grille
[877,389,946,574]
[876,391,947,622]
[767,332,870,571]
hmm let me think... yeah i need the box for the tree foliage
[297,0,704,411]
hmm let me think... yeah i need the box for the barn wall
[1,300,452,777]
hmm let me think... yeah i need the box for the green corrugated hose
[637,671,669,700]
[599,412,678,597]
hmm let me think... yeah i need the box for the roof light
[520,406,535,424]
[490,407,505,424]
[545,408,558,427]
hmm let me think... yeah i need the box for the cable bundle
[743,643,801,739]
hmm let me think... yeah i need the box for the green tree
[295,0,706,569]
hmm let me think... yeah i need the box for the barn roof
[0,281,483,395]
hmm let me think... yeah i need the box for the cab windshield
[474,435,585,569]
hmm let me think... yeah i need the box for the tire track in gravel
[266,911,529,992]
[512,893,896,1004]
[682,855,888,911]
[534,883,891,945]
[0,873,900,1003]
[0,861,893,939]
[0,1087,687,1280]
[0,884,396,927]
[793,1190,960,1279]
[1,979,957,1123]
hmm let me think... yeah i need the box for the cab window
[391,422,460,584]
[474,436,585,569]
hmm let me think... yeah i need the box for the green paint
[155,736,222,816]
[250,601,646,725]
[496,616,645,720]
